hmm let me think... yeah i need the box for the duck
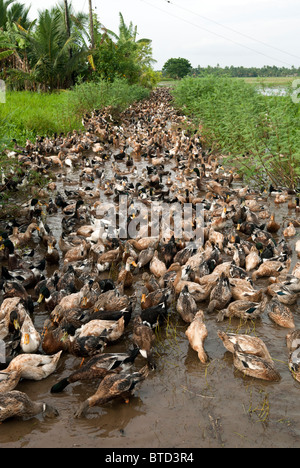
[229,278,264,303]
[58,233,85,255]
[140,299,169,329]
[128,237,159,252]
[217,299,266,322]
[117,256,137,288]
[0,391,58,422]
[217,331,272,361]
[265,298,295,329]
[63,239,90,264]
[9,223,39,248]
[42,322,107,358]
[283,222,296,238]
[96,246,123,272]
[3,280,34,313]
[0,298,28,340]
[232,343,281,382]
[176,285,197,323]
[286,330,300,353]
[92,285,132,312]
[207,273,232,314]
[0,370,22,393]
[266,213,281,233]
[50,283,91,323]
[296,240,300,258]
[252,259,291,282]
[288,347,300,383]
[132,316,156,367]
[267,283,298,306]
[245,246,262,272]
[171,264,213,302]
[45,241,60,265]
[37,286,67,312]
[0,239,20,270]
[50,348,140,393]
[85,300,133,327]
[149,250,167,278]
[20,314,41,353]
[141,287,172,310]
[74,365,150,418]
[137,247,155,269]
[74,316,125,343]
[185,311,208,364]
[292,262,300,279]
[1,351,62,381]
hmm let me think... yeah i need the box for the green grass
[0,78,150,152]
[0,90,82,147]
[240,76,295,87]
[172,75,300,189]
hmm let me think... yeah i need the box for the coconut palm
[13,6,89,90]
[0,0,31,30]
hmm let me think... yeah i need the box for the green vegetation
[0,1,160,90]
[190,65,300,79]
[0,79,150,150]
[172,75,300,189]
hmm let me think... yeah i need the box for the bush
[67,78,151,118]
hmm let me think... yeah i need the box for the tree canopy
[0,1,161,90]
[162,57,192,79]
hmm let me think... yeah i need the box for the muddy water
[0,147,300,448]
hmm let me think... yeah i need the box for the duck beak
[141,294,146,304]
[23,333,30,345]
[13,319,20,330]
[131,261,138,268]
[81,297,88,307]
[37,293,44,304]
[0,244,4,251]
[60,332,69,343]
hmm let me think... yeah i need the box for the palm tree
[0,0,31,30]
[21,7,87,90]
[2,4,89,91]
[100,12,156,84]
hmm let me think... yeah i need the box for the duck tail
[50,378,70,393]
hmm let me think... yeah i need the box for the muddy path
[0,88,299,448]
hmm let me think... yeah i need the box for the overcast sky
[25,0,300,70]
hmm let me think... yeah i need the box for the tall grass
[172,76,300,189]
[0,78,150,151]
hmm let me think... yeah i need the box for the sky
[25,0,300,70]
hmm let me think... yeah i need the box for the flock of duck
[0,87,299,423]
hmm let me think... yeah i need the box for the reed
[172,75,300,190]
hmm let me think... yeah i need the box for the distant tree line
[162,59,300,79]
[192,64,300,78]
